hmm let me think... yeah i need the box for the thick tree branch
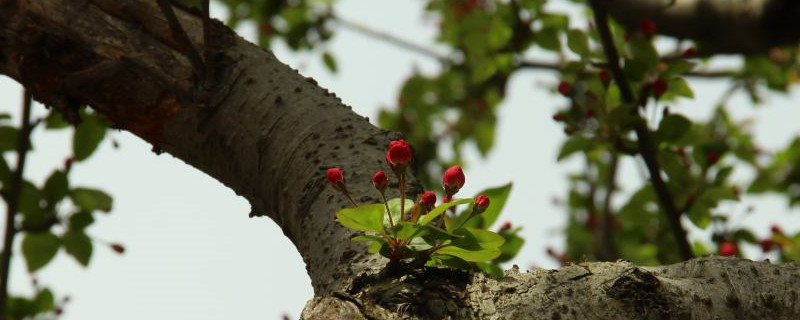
[0,89,33,318]
[2,1,799,319]
[589,0,693,260]
[606,0,800,54]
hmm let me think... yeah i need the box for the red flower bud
[640,19,656,36]
[706,151,719,166]
[771,224,783,235]
[442,165,465,196]
[652,78,668,98]
[372,171,388,191]
[599,70,611,87]
[760,239,776,252]
[552,112,565,122]
[557,81,572,96]
[442,195,453,204]
[473,195,490,214]
[326,167,345,190]
[683,47,697,58]
[421,191,436,211]
[386,140,412,168]
[111,243,125,254]
[719,242,738,257]
[500,220,512,230]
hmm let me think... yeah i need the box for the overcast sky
[1,1,800,319]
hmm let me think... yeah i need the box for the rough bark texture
[607,0,800,54]
[1,1,799,319]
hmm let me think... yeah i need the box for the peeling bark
[1,1,799,319]
[606,0,800,54]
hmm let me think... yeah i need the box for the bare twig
[600,153,620,261]
[156,0,205,76]
[518,59,737,79]
[0,89,34,317]
[588,0,693,260]
[329,14,448,62]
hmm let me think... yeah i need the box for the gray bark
[606,0,800,54]
[1,1,799,319]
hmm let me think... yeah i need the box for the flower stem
[399,172,406,222]
[381,192,394,228]
[343,190,359,208]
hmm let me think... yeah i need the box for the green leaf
[72,113,107,161]
[495,232,525,263]
[22,232,60,272]
[462,183,513,229]
[534,27,561,51]
[32,288,55,313]
[391,222,425,241]
[430,254,472,270]
[43,170,69,203]
[70,187,113,212]
[687,204,711,229]
[418,198,472,226]
[567,29,589,57]
[62,231,93,266]
[18,181,43,215]
[386,198,415,226]
[732,229,758,244]
[45,110,70,129]
[68,212,95,231]
[336,204,385,233]
[322,52,337,73]
[477,262,504,278]
[351,235,386,254]
[0,155,10,184]
[456,227,505,249]
[558,136,592,161]
[627,38,658,71]
[656,114,691,142]
[436,246,500,262]
[0,126,19,153]
[667,77,694,99]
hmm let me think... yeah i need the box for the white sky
[1,1,800,319]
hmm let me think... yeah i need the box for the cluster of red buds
[326,139,489,225]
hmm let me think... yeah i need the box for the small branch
[518,59,737,79]
[600,153,620,261]
[588,0,693,260]
[329,14,448,62]
[201,0,213,82]
[156,0,205,76]
[0,89,34,316]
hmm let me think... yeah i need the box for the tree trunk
[0,1,798,319]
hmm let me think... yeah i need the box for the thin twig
[0,89,34,316]
[330,14,448,62]
[518,59,737,78]
[600,153,620,261]
[156,0,205,75]
[202,0,213,82]
[588,0,693,260]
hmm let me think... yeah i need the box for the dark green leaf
[43,170,69,203]
[732,229,758,244]
[656,114,691,142]
[62,231,93,266]
[72,114,107,161]
[495,232,525,263]
[18,181,43,215]
[557,136,592,161]
[45,110,70,129]
[477,262,504,278]
[391,222,424,241]
[0,126,19,153]
[336,204,385,233]
[0,155,10,184]
[430,254,472,270]
[534,27,561,51]
[351,235,386,254]
[567,29,589,57]
[69,212,95,231]
[322,52,337,73]
[687,204,711,229]
[666,77,694,99]
[32,288,55,313]
[70,187,113,212]
[21,232,60,272]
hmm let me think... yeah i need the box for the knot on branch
[606,268,686,319]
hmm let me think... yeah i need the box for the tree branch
[588,0,693,260]
[329,13,448,62]
[599,152,619,261]
[605,0,800,55]
[0,89,34,317]
[156,0,204,75]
